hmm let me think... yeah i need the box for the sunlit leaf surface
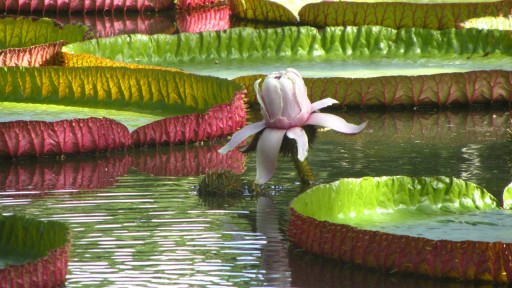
[460,16,512,30]
[64,26,512,107]
[289,176,512,283]
[0,66,240,115]
[0,215,69,287]
[299,0,511,29]
[230,0,299,23]
[0,16,90,49]
[0,66,246,150]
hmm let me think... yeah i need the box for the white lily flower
[220,68,366,184]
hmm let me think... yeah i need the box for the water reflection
[0,109,511,287]
[0,153,132,194]
[0,143,244,193]
[53,11,177,37]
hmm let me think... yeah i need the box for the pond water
[1,108,511,287]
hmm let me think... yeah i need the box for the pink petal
[311,98,338,111]
[218,121,266,154]
[285,127,308,161]
[306,113,367,134]
[256,128,286,184]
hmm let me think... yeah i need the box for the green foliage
[63,26,512,70]
[0,67,242,117]
[0,16,90,49]
[0,214,69,268]
[291,176,499,227]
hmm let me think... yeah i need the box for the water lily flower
[219,68,366,184]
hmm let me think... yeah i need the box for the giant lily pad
[0,16,90,66]
[288,176,512,283]
[63,26,512,107]
[0,215,70,287]
[176,5,231,33]
[0,66,246,152]
[299,0,512,29]
[0,118,131,158]
[230,0,512,29]
[0,16,90,49]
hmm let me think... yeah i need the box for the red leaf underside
[131,91,247,147]
[0,117,131,158]
[0,244,70,288]
[288,209,512,283]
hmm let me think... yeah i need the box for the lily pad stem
[292,154,314,184]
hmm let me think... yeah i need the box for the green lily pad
[63,26,512,107]
[0,66,246,151]
[288,176,512,283]
[0,66,241,118]
[230,0,510,29]
[460,16,512,30]
[0,214,70,287]
[299,0,511,29]
[63,26,512,78]
[503,182,512,209]
[0,15,90,49]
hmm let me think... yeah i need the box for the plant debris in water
[197,170,246,209]
[197,170,244,197]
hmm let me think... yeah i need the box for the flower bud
[255,68,312,129]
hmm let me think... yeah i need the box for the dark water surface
[1,109,511,287]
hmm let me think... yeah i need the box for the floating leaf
[504,182,512,209]
[0,117,131,158]
[460,16,512,30]
[176,5,231,33]
[0,153,132,193]
[229,0,299,23]
[236,70,512,107]
[308,70,512,107]
[0,41,65,66]
[0,15,90,49]
[61,52,183,71]
[299,0,512,29]
[288,176,512,283]
[63,26,512,107]
[131,92,246,147]
[0,66,241,115]
[0,0,174,13]
[0,66,246,151]
[0,215,70,287]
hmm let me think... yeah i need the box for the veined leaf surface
[0,66,241,116]
[0,16,90,49]
[63,26,512,106]
[0,215,69,287]
[299,0,510,29]
[288,176,512,283]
